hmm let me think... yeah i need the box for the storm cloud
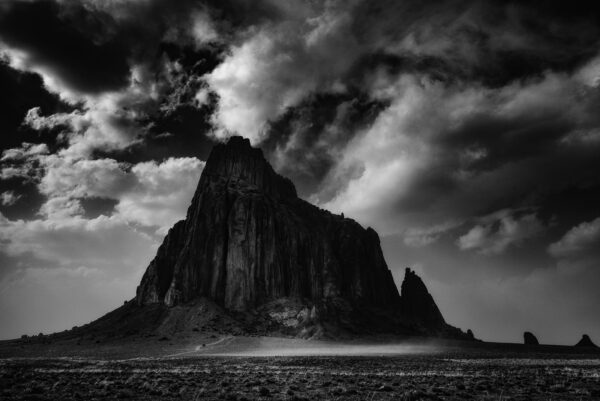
[0,0,599,343]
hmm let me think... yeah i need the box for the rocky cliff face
[401,268,446,328]
[135,136,465,337]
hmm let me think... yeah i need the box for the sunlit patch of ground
[195,336,444,357]
[1,336,600,400]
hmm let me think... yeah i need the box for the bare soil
[1,336,599,400]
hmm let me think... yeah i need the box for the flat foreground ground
[1,336,600,400]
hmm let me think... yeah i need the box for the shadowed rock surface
[72,137,469,339]
[401,268,446,328]
[136,136,400,313]
[524,332,539,345]
[132,136,469,338]
[575,335,598,348]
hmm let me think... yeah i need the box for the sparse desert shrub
[399,389,426,401]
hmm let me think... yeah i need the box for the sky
[0,0,599,345]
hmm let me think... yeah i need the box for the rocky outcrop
[524,331,539,345]
[135,136,469,338]
[575,334,597,348]
[137,136,400,311]
[400,268,446,329]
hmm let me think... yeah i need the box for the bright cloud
[0,191,21,206]
[457,210,544,255]
[549,217,600,258]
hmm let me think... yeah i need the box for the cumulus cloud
[114,157,204,231]
[206,0,365,142]
[0,138,203,231]
[403,220,462,248]
[548,217,600,258]
[0,191,21,206]
[1,142,48,162]
[457,210,545,255]
[0,142,49,182]
[38,157,131,200]
[35,155,204,229]
[21,84,156,158]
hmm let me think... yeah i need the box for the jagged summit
[401,268,446,328]
[198,136,296,199]
[132,136,470,338]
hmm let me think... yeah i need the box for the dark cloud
[92,45,224,163]
[95,103,218,164]
[0,60,68,150]
[386,99,600,227]
[0,1,130,93]
[263,91,385,197]
[0,0,240,95]
[346,53,462,88]
[201,0,282,32]
[0,60,69,219]
[159,43,225,76]
[2,0,600,342]
[346,0,600,88]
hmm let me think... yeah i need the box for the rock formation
[136,136,399,310]
[400,268,446,328]
[523,331,539,345]
[133,136,469,338]
[575,334,598,348]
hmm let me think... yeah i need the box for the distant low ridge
[575,335,597,348]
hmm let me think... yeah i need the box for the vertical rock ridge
[135,136,464,337]
[400,268,446,329]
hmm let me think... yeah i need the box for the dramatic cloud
[207,0,363,142]
[2,0,600,342]
[6,147,204,229]
[113,157,204,231]
[0,1,130,94]
[1,142,49,162]
[317,63,600,235]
